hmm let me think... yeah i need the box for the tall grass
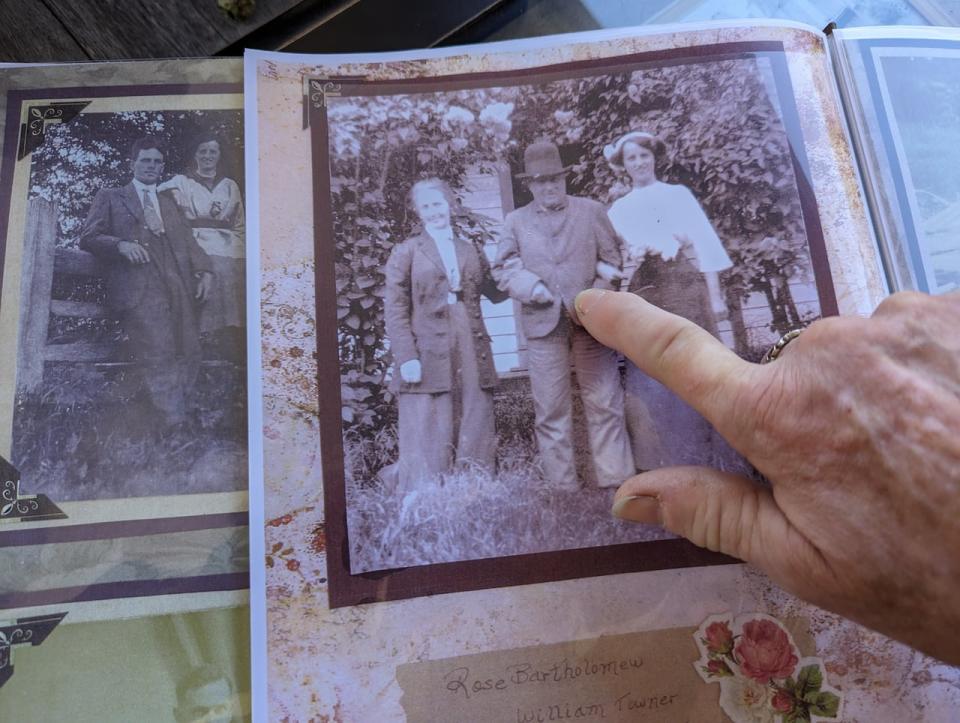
[343,375,755,573]
[12,361,247,501]
[345,441,671,573]
[344,379,660,573]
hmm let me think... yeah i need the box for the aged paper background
[0,604,250,720]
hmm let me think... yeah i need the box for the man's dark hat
[515,140,571,180]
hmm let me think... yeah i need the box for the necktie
[142,189,165,235]
[446,248,460,292]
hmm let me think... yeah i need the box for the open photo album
[0,17,958,722]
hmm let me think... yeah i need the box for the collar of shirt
[188,169,225,192]
[533,195,569,214]
[424,225,454,244]
[424,225,461,292]
[132,178,158,206]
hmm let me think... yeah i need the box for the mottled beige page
[250,21,956,722]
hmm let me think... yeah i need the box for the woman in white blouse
[604,131,733,469]
[161,133,245,358]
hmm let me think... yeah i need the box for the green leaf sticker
[809,692,840,718]
[797,664,823,694]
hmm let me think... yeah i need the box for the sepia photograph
[0,605,249,720]
[312,46,835,598]
[6,104,247,502]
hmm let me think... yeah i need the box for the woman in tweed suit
[384,178,507,487]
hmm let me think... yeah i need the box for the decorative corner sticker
[694,613,843,723]
[0,455,66,524]
[302,75,367,128]
[17,101,91,160]
[0,612,67,689]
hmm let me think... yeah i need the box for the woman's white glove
[399,359,422,384]
[529,282,556,305]
[595,261,625,284]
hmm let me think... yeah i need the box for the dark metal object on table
[0,0,510,62]
[218,0,506,54]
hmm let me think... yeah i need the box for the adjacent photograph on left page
[0,61,249,679]
[0,603,250,721]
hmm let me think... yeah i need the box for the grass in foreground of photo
[12,361,248,501]
[344,436,673,573]
[341,374,755,572]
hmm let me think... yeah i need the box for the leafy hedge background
[328,55,817,439]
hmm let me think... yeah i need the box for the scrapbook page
[247,19,957,722]
[5,15,959,722]
[0,59,250,712]
[830,25,960,294]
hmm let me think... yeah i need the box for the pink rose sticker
[704,620,734,655]
[735,618,799,683]
[771,689,795,713]
[693,613,843,723]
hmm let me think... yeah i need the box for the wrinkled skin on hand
[574,289,960,664]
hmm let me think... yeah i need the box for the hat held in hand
[516,140,572,180]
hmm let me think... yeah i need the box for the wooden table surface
[2,0,325,61]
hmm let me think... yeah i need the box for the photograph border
[859,38,960,294]
[309,41,838,608]
[0,82,249,609]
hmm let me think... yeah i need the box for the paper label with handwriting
[397,627,727,722]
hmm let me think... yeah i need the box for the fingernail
[574,289,607,318]
[611,495,663,525]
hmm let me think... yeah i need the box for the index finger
[574,289,755,430]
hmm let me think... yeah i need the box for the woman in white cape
[604,130,733,469]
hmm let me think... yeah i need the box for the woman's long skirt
[396,301,496,488]
[625,251,721,470]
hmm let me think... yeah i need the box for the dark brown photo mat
[0,82,249,607]
[309,40,838,608]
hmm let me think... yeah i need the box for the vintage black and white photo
[0,605,249,719]
[318,51,831,577]
[6,106,247,502]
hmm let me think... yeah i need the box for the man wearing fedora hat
[493,140,633,490]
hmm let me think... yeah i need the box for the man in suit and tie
[80,135,213,430]
[493,140,633,490]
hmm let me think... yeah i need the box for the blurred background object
[4,0,960,63]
